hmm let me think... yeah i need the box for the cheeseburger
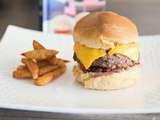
[73,11,140,90]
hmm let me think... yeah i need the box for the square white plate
[0,25,160,114]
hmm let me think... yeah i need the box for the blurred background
[0,0,160,38]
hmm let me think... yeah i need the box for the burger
[73,11,140,90]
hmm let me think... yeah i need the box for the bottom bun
[73,64,140,90]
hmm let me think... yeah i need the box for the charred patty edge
[73,53,139,73]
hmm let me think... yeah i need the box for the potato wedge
[35,66,66,86]
[14,64,58,78]
[21,58,36,64]
[56,59,66,68]
[48,57,69,64]
[39,65,59,76]
[33,40,45,50]
[47,57,58,65]
[22,58,49,68]
[23,59,39,79]
[32,40,69,63]
[13,68,32,79]
[21,49,58,60]
[37,60,50,67]
[32,40,69,64]
[49,58,66,68]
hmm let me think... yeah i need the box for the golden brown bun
[73,64,140,90]
[73,11,139,49]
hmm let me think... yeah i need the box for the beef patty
[73,53,139,72]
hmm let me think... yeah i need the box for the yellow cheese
[74,43,106,69]
[74,42,140,70]
[108,43,140,61]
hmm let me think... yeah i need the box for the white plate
[0,25,160,114]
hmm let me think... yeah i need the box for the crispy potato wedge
[21,49,58,60]
[56,59,66,68]
[39,65,59,76]
[49,58,66,68]
[47,57,58,65]
[37,60,50,67]
[13,68,32,79]
[48,57,69,65]
[23,59,39,79]
[22,58,50,68]
[14,64,58,79]
[35,66,66,86]
[21,58,36,64]
[33,40,45,50]
[32,40,69,63]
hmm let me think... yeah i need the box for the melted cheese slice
[74,43,106,69]
[108,43,140,61]
[74,42,140,69]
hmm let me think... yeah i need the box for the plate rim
[0,103,160,114]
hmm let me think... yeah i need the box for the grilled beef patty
[73,53,139,72]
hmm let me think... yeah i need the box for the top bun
[73,11,139,49]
